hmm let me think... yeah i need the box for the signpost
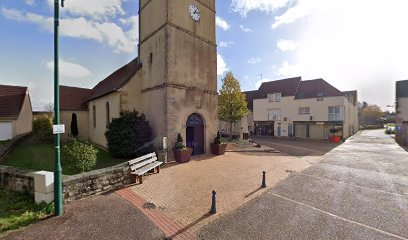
[53,0,64,216]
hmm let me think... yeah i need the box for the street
[199,130,408,240]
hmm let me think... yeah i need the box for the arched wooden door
[186,113,205,155]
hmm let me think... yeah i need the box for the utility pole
[53,0,64,216]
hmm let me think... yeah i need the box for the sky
[1,0,408,110]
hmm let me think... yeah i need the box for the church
[59,0,218,159]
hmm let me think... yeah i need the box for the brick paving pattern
[123,152,321,234]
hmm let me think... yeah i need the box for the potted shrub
[329,128,341,143]
[173,133,193,163]
[210,131,228,155]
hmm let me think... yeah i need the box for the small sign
[163,137,168,150]
[53,124,65,134]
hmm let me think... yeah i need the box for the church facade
[60,0,218,158]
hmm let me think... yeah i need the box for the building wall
[397,98,408,123]
[60,110,89,140]
[396,97,408,145]
[88,92,121,147]
[253,95,358,139]
[15,94,33,136]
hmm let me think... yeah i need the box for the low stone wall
[0,165,34,194]
[62,162,132,202]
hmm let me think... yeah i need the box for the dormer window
[268,93,281,102]
[317,92,324,101]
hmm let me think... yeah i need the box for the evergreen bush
[105,111,154,158]
[175,133,185,150]
[62,139,98,173]
[70,113,79,137]
[32,114,53,142]
[213,131,222,144]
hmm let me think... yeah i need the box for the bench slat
[130,157,157,171]
[128,152,156,165]
[133,162,163,176]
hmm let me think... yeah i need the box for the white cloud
[1,8,138,53]
[272,0,321,29]
[239,25,253,32]
[46,0,124,20]
[25,0,35,6]
[248,57,262,64]
[219,41,234,48]
[46,59,92,79]
[216,16,230,30]
[276,61,301,77]
[217,54,228,76]
[231,0,291,17]
[277,39,298,52]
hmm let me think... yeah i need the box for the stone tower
[138,0,218,156]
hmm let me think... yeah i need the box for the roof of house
[396,80,408,98]
[243,77,356,109]
[343,90,358,105]
[258,77,302,98]
[0,85,29,119]
[295,79,344,99]
[60,86,92,110]
[87,57,141,101]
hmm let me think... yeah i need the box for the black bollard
[210,190,217,214]
[262,171,266,188]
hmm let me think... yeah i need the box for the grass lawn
[0,189,53,234]
[0,140,10,146]
[3,141,128,175]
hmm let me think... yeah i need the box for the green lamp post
[53,0,65,216]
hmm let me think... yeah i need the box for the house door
[186,113,205,155]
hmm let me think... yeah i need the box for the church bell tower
[138,0,218,156]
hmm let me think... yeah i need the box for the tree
[217,71,249,136]
[105,110,154,158]
[361,104,384,126]
[70,113,79,137]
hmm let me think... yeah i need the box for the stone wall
[62,162,132,202]
[0,165,34,194]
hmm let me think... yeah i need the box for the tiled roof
[343,90,358,106]
[295,79,344,99]
[87,57,141,101]
[60,86,92,110]
[396,80,408,98]
[258,77,302,98]
[0,85,28,119]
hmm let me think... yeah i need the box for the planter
[173,148,193,163]
[329,136,341,143]
[210,143,228,155]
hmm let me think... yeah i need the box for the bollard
[210,190,217,214]
[262,171,266,188]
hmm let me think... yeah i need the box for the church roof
[0,84,29,119]
[60,86,92,110]
[87,57,141,101]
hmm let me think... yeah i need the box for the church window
[149,52,153,64]
[106,102,110,127]
[93,105,96,128]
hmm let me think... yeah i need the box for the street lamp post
[54,0,64,216]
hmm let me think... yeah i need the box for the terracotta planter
[210,143,228,155]
[174,148,193,163]
[329,136,341,143]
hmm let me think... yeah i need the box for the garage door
[0,122,13,140]
[310,124,324,139]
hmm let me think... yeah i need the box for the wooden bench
[128,152,163,184]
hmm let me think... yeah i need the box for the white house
[0,85,33,140]
[245,77,358,140]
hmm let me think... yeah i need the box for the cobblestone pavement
[199,130,408,239]
[127,151,321,234]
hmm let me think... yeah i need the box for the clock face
[189,4,200,21]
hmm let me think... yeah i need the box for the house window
[93,105,96,128]
[106,102,110,127]
[328,106,343,121]
[268,93,282,102]
[268,108,281,121]
[298,107,311,115]
[317,92,324,101]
